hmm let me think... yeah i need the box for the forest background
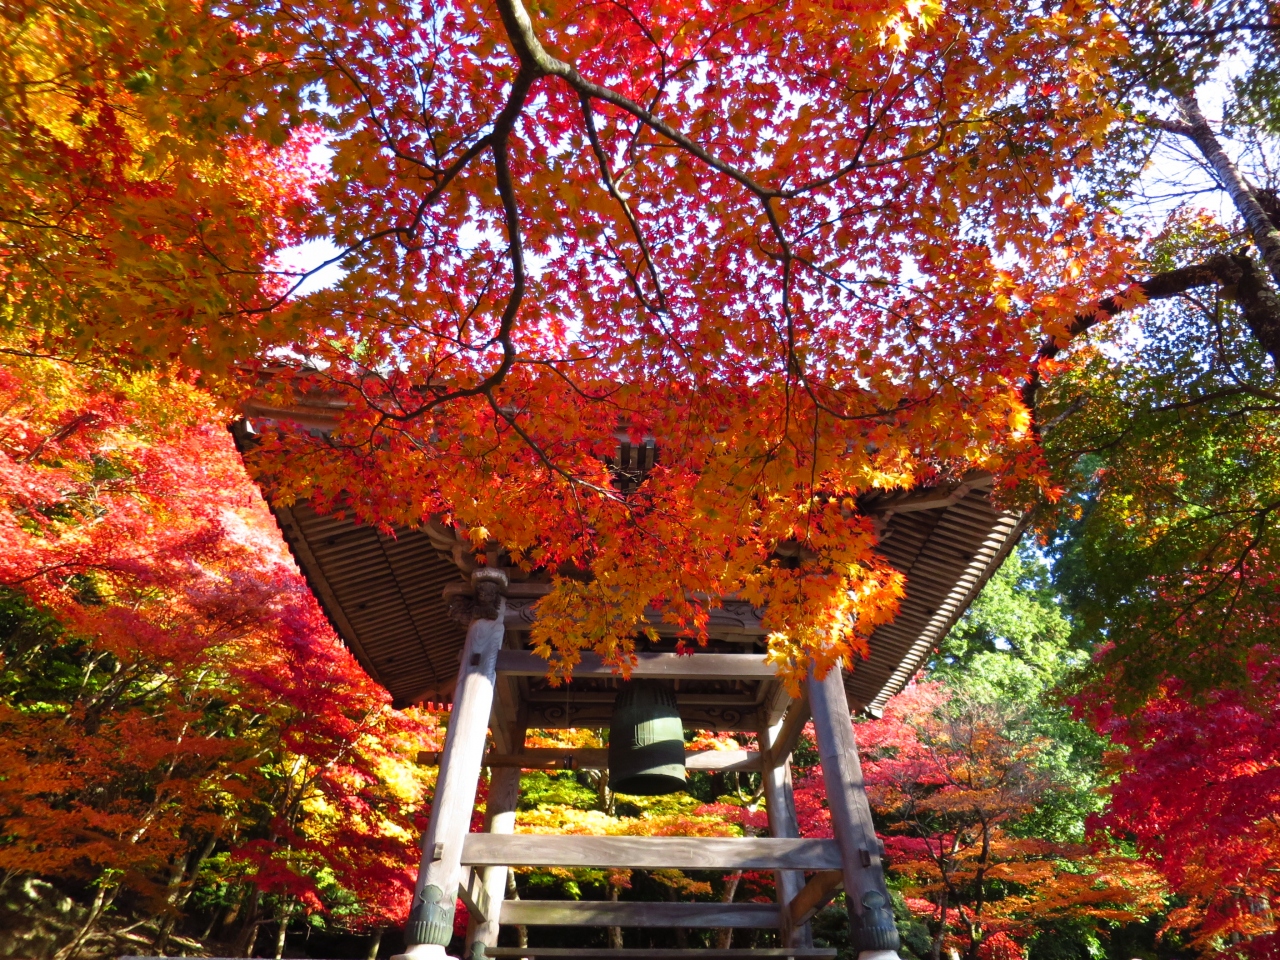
[2,0,1279,958]
[1,337,1272,960]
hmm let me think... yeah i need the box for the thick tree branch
[1141,115,1194,138]
[493,0,781,199]
[342,72,536,422]
[1255,189,1280,230]
[1023,253,1280,414]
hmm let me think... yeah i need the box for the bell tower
[235,403,1025,960]
[395,563,907,960]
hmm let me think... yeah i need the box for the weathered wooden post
[395,569,508,960]
[463,748,524,958]
[760,709,812,948]
[807,664,901,960]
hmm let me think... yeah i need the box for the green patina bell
[608,679,687,795]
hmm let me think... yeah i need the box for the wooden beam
[443,581,554,600]
[465,747,524,955]
[442,583,770,639]
[760,711,810,949]
[807,665,900,955]
[524,702,758,732]
[404,589,507,953]
[772,693,811,762]
[763,680,792,727]
[488,652,525,756]
[458,868,491,923]
[460,835,841,871]
[525,690,760,706]
[862,473,991,516]
[481,949,838,958]
[496,650,774,680]
[788,870,844,928]
[497,900,779,927]
[419,748,761,773]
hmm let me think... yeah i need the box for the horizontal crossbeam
[523,702,759,732]
[417,747,761,772]
[496,650,776,680]
[461,835,842,871]
[498,900,780,927]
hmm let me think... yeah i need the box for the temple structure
[236,400,1025,960]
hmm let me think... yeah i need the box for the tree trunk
[160,827,223,952]
[230,887,263,958]
[608,882,624,949]
[53,880,116,960]
[929,892,947,960]
[665,884,688,948]
[154,848,194,956]
[596,768,613,816]
[1171,93,1280,288]
[273,899,293,959]
[200,904,223,942]
[176,829,222,909]
[365,927,384,960]
[715,871,742,949]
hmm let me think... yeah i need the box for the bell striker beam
[397,569,508,960]
[807,664,902,960]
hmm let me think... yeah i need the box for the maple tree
[1,0,1275,701]
[0,0,1153,683]
[0,343,436,958]
[0,0,318,372]
[924,547,1111,847]
[857,683,1164,960]
[1085,665,1280,958]
[234,0,1135,683]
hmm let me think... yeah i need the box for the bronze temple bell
[607,679,687,795]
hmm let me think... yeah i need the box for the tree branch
[1023,253,1280,415]
[492,0,780,199]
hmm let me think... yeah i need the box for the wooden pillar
[396,570,508,960]
[464,746,525,958]
[760,709,813,949]
[806,664,901,960]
